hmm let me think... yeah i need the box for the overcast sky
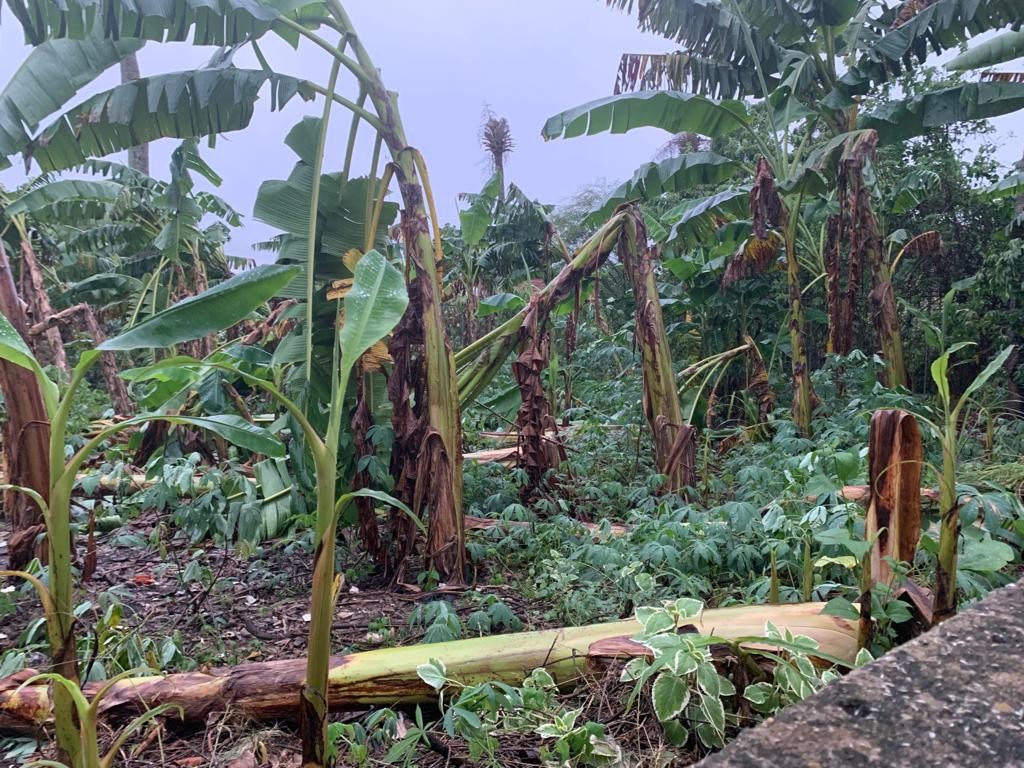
[1,1,1022,262]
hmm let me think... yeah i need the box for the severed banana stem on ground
[0,602,856,732]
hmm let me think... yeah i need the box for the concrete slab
[700,581,1024,768]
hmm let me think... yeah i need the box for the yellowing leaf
[361,341,392,373]
[814,555,858,569]
[327,278,354,301]
[343,248,364,272]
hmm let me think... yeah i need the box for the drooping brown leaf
[749,157,783,240]
[980,70,1024,83]
[722,231,782,288]
[890,0,937,29]
[619,208,692,491]
[829,130,881,358]
[326,278,353,301]
[900,230,943,261]
[614,52,689,94]
[511,296,566,497]
[744,334,775,421]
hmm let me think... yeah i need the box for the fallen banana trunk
[0,602,855,732]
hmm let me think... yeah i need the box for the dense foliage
[0,1,1023,766]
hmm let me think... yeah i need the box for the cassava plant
[0,263,297,768]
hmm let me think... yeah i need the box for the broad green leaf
[813,528,871,561]
[958,536,1014,573]
[253,458,293,540]
[7,0,285,46]
[122,413,284,457]
[673,597,704,620]
[0,312,59,417]
[477,293,526,317]
[821,596,860,620]
[588,151,740,225]
[890,169,941,214]
[860,82,1024,146]
[338,488,424,535]
[101,264,299,350]
[839,0,1023,90]
[26,68,311,172]
[652,673,690,721]
[832,450,859,485]
[669,650,699,677]
[542,91,749,142]
[663,187,750,248]
[930,352,951,410]
[948,28,1024,72]
[696,662,720,698]
[338,250,408,388]
[955,346,1016,417]
[700,691,726,734]
[980,172,1024,202]
[458,173,501,247]
[416,658,447,690]
[661,720,689,746]
[4,179,124,221]
[743,681,772,705]
[0,27,143,169]
[604,0,788,94]
[642,610,677,635]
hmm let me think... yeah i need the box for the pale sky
[1,2,1022,262]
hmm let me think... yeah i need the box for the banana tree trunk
[120,53,149,176]
[785,230,815,435]
[845,132,906,389]
[933,415,960,624]
[619,209,694,491]
[865,409,922,589]
[0,242,51,571]
[30,304,133,417]
[18,238,67,373]
[867,255,907,390]
[512,295,567,494]
[336,15,465,588]
[0,602,856,733]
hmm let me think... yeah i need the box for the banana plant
[552,0,1024,407]
[2,0,472,593]
[0,263,296,768]
[122,249,411,766]
[10,666,180,768]
[908,284,1016,622]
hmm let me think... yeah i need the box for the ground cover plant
[0,0,1023,766]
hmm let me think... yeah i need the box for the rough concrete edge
[698,580,1024,767]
